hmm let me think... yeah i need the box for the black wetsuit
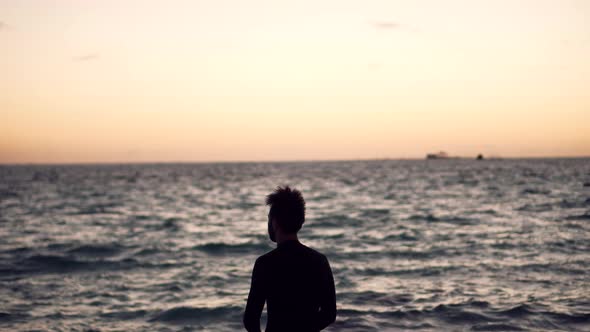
[243,240,336,332]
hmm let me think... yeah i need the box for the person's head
[266,186,306,242]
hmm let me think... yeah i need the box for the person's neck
[276,232,298,245]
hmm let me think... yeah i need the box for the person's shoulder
[256,247,280,264]
[299,243,329,262]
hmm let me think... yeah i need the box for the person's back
[243,186,336,332]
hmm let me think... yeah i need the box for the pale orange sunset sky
[1,0,589,163]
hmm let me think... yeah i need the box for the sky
[1,0,589,163]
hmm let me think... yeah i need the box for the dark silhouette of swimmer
[244,186,336,332]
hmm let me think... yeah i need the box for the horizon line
[1,155,589,166]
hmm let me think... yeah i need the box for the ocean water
[0,159,589,331]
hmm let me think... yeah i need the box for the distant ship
[426,151,450,159]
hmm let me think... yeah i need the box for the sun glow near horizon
[1,0,589,163]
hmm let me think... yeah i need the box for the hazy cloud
[367,62,384,71]
[371,21,403,30]
[72,53,100,62]
[0,21,17,32]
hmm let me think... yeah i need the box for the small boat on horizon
[426,151,451,159]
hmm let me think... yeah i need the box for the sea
[0,158,589,331]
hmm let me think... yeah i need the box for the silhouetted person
[244,186,336,332]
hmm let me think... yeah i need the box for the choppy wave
[2,254,142,275]
[565,213,590,220]
[192,242,270,254]
[149,306,242,323]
